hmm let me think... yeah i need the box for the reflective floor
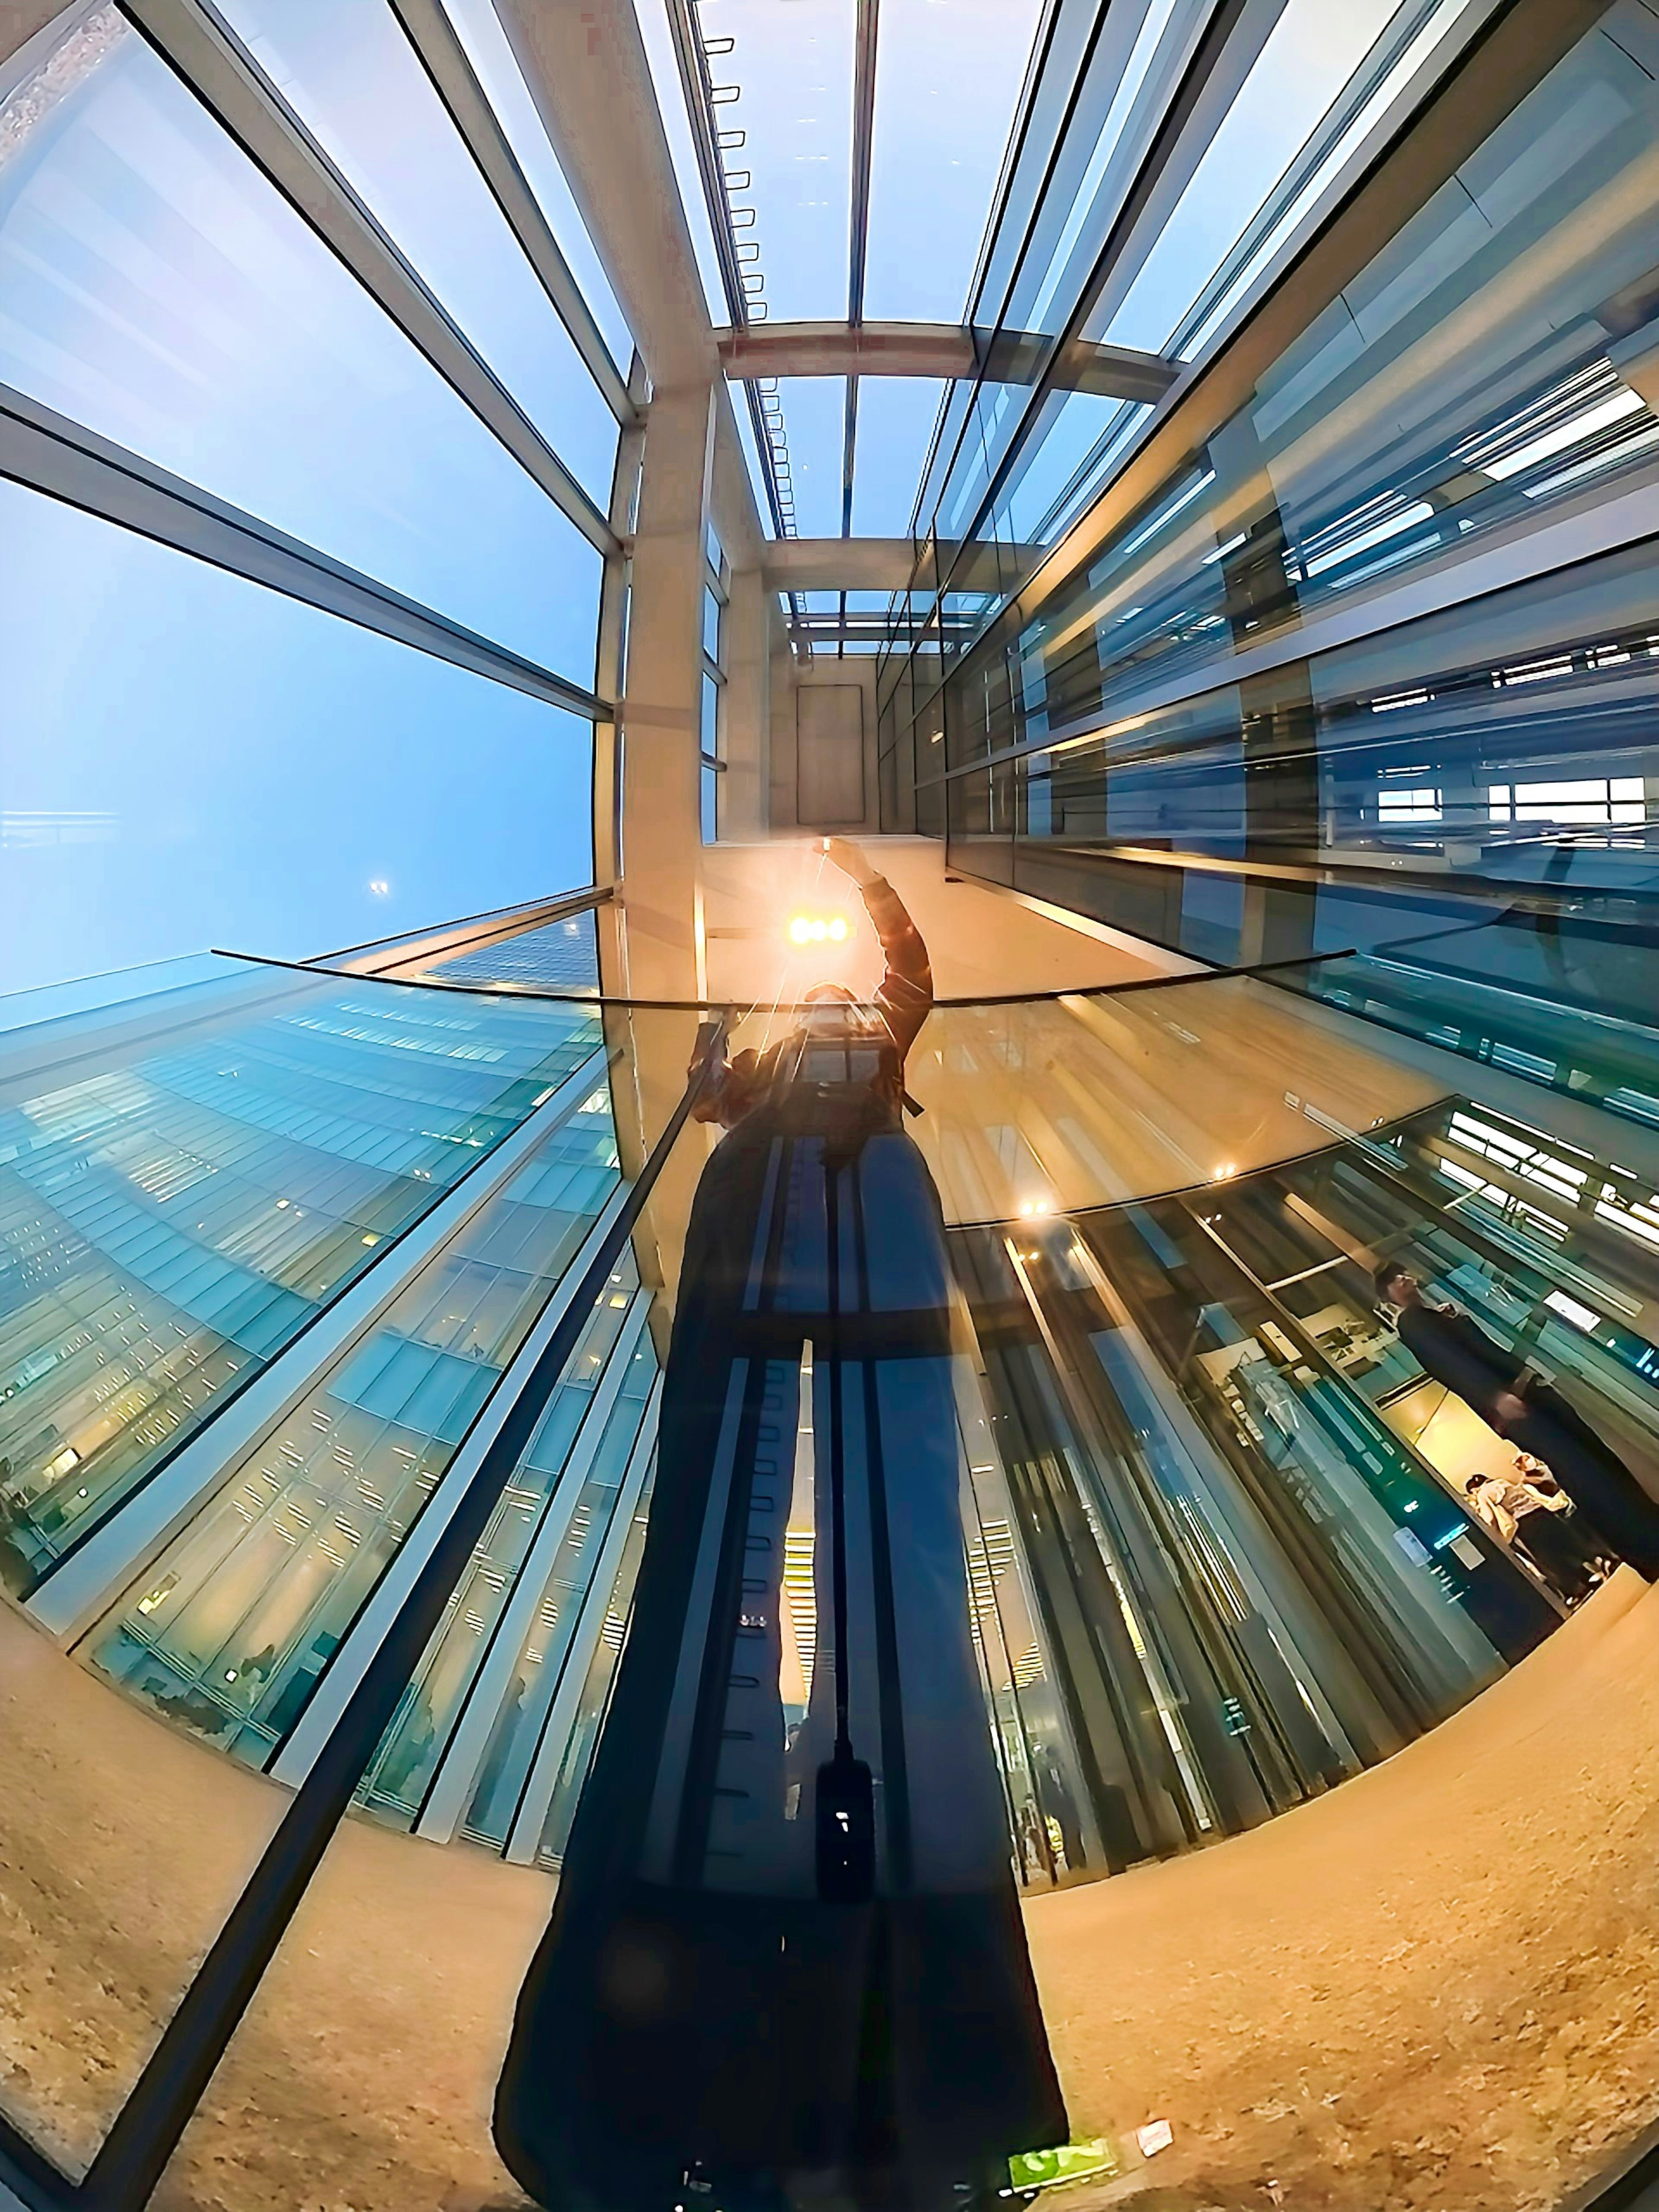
[0,954,1656,2212]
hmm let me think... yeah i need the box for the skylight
[635,0,1045,543]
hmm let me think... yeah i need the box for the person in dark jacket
[1375,1259,1659,1580]
[495,841,1066,2212]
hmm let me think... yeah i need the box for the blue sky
[0,7,599,998]
[0,0,1416,997]
[0,481,594,997]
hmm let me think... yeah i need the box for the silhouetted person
[496,842,1065,2212]
[1376,1260,1659,1579]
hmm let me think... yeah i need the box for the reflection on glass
[0,969,601,1587]
[86,1077,625,1766]
[496,855,1067,2209]
[1003,16,1659,746]
[0,6,601,675]
[397,909,601,992]
[217,0,621,506]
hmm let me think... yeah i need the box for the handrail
[207,938,1370,1013]
[311,883,612,965]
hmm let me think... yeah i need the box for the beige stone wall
[5,1577,1659,2209]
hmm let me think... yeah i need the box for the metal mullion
[502,1371,662,1862]
[896,0,1252,754]
[913,453,1659,800]
[383,0,635,424]
[596,355,650,885]
[115,0,619,558]
[266,1271,653,1793]
[905,0,1080,535]
[925,0,1615,730]
[907,0,1122,572]
[411,1291,654,1843]
[839,0,878,566]
[76,1019,727,2212]
[0,385,608,717]
[25,1046,615,1642]
[931,0,1262,613]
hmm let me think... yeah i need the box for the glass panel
[703,582,724,665]
[700,667,722,760]
[773,374,848,537]
[1099,0,1417,352]
[83,1078,629,1770]
[1007,13,1659,741]
[689,0,856,324]
[439,0,635,372]
[851,374,946,537]
[629,0,728,317]
[0,963,602,1584]
[899,973,1444,1225]
[701,760,720,845]
[0,8,601,673]
[0,482,596,996]
[864,0,1045,322]
[134,1120,694,2212]
[0,973,610,2177]
[219,0,622,505]
[397,908,601,992]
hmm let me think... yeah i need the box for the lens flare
[788,913,851,946]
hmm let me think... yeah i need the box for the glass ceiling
[635,0,1045,543]
[638,0,1475,570]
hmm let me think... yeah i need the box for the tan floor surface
[1024,1570,1659,2212]
[3,1576,1658,2209]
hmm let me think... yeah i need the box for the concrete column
[617,379,714,1004]
[606,379,720,1310]
[1,0,74,67]
[720,563,770,841]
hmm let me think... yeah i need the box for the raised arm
[824,839,933,1062]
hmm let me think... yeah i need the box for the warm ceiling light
[788,912,850,946]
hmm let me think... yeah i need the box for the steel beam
[116,0,618,556]
[316,884,611,975]
[719,319,1176,401]
[0,381,607,716]
[384,0,634,423]
[841,0,880,550]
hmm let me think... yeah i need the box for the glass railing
[1,955,1656,2212]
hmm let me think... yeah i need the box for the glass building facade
[4,0,1659,2209]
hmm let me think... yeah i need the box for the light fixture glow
[788,912,851,946]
